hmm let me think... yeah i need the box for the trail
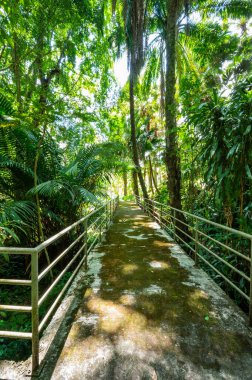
[44,202,252,380]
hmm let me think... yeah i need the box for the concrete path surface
[45,202,252,380]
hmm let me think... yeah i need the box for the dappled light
[149,260,170,269]
[87,296,147,334]
[143,285,163,295]
[44,202,252,380]
[122,264,139,275]
[153,239,173,248]
[119,294,136,306]
[1,0,252,377]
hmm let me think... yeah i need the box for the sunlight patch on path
[49,201,252,380]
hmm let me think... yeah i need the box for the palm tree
[123,0,149,199]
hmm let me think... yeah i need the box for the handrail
[136,195,252,327]
[0,196,119,371]
[38,230,86,281]
[145,198,252,240]
[35,203,106,253]
[0,279,32,286]
[38,242,86,307]
[0,247,36,254]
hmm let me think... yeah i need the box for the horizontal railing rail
[0,196,119,371]
[136,196,252,326]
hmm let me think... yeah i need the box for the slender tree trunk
[165,1,189,239]
[123,170,128,197]
[148,157,154,194]
[129,72,149,199]
[33,126,53,278]
[26,125,53,277]
[153,163,159,188]
[132,169,139,197]
[30,26,54,275]
[12,33,22,113]
[160,45,165,121]
[149,157,159,194]
[165,1,182,211]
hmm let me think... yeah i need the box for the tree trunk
[144,165,146,183]
[165,1,182,211]
[123,170,128,197]
[160,45,165,121]
[129,72,149,199]
[153,163,159,188]
[12,33,22,113]
[165,1,188,239]
[149,157,159,194]
[33,126,53,278]
[132,169,139,197]
[148,157,154,194]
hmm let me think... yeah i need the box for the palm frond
[27,180,74,200]
[0,201,36,224]
[79,187,98,203]
[0,94,14,120]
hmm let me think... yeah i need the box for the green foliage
[0,0,252,362]
[0,271,72,360]
[0,94,14,120]
[0,124,122,246]
[181,72,252,231]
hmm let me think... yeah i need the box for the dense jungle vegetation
[0,0,251,361]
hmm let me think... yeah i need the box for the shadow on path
[40,202,252,380]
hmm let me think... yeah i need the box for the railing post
[100,222,102,242]
[84,219,88,269]
[31,250,39,372]
[106,202,109,229]
[249,239,252,326]
[160,204,163,225]
[99,209,103,241]
[194,220,199,266]
[108,201,110,221]
[172,209,176,240]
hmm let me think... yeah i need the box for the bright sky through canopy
[113,53,129,87]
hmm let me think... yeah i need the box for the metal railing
[136,196,252,326]
[0,197,118,371]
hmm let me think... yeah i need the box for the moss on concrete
[49,202,252,380]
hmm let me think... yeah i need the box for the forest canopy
[0,0,251,247]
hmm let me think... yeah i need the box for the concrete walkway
[47,202,252,380]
